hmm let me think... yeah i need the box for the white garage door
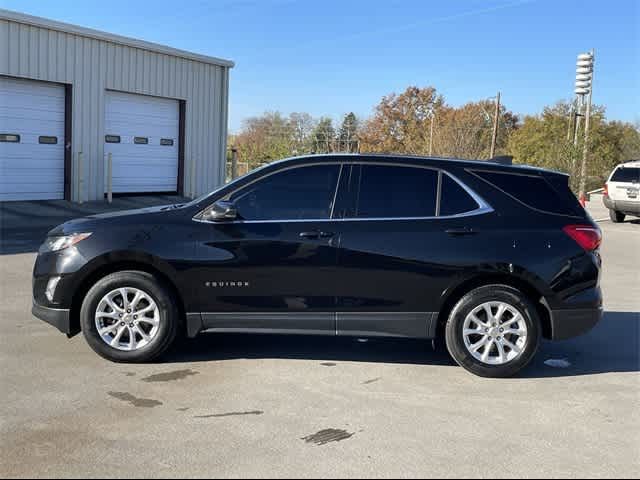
[105,91,179,193]
[0,77,65,201]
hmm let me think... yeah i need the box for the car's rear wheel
[445,285,540,378]
[80,271,179,362]
[609,209,625,223]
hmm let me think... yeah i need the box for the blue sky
[4,0,638,131]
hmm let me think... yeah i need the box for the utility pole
[231,147,238,180]
[490,91,501,158]
[577,50,595,206]
[567,102,574,142]
[573,97,583,146]
[429,111,435,156]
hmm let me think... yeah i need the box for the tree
[311,117,336,153]
[434,101,518,159]
[337,112,360,152]
[231,112,293,169]
[359,86,517,159]
[288,112,316,155]
[507,101,640,191]
[360,86,444,154]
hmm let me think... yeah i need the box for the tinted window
[230,165,340,220]
[474,170,575,215]
[355,165,438,218]
[611,166,640,183]
[440,174,479,215]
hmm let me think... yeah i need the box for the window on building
[38,136,58,145]
[0,134,20,143]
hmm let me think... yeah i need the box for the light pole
[574,51,595,206]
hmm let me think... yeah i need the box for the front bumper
[549,306,603,340]
[32,299,73,336]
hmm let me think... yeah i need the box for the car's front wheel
[609,209,625,223]
[445,285,541,378]
[80,271,179,362]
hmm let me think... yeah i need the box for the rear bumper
[549,306,603,340]
[603,196,640,215]
[32,299,73,336]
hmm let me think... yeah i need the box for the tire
[80,271,179,363]
[445,285,541,378]
[609,209,625,223]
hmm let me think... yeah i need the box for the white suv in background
[603,160,640,222]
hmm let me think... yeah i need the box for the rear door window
[610,166,640,183]
[473,170,578,216]
[354,165,438,218]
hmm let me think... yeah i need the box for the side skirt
[186,312,438,339]
[337,312,438,339]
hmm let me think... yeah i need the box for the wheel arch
[435,274,553,340]
[68,255,186,337]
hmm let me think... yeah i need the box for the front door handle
[445,227,477,236]
[299,231,335,240]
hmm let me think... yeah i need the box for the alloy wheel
[462,301,528,365]
[95,287,160,351]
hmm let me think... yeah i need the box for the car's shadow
[163,311,639,378]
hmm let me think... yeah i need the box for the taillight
[603,183,609,196]
[563,224,602,251]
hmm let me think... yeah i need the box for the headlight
[40,233,92,253]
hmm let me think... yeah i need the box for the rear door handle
[299,231,335,240]
[445,227,476,236]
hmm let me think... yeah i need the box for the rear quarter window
[439,174,479,216]
[472,170,580,216]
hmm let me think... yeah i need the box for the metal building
[0,9,233,202]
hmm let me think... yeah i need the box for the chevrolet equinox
[32,154,603,377]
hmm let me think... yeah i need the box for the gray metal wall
[0,11,231,201]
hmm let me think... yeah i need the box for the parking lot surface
[0,200,638,478]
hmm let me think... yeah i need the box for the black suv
[32,154,603,377]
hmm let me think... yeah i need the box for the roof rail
[489,155,513,165]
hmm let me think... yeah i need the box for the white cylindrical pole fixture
[77,151,84,204]
[107,152,113,204]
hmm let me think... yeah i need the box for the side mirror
[208,200,238,221]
